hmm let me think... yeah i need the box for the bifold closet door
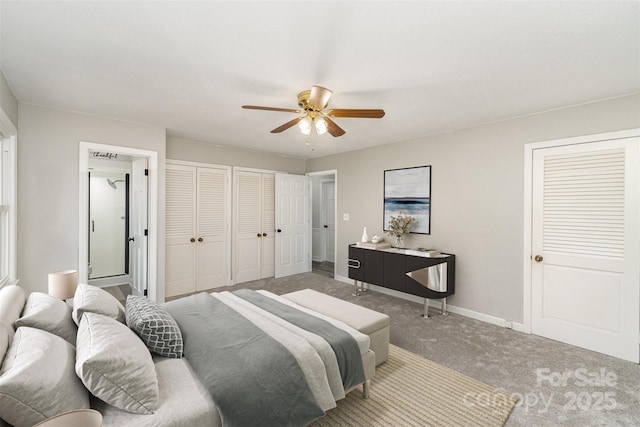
[234,170,275,284]
[165,164,197,297]
[195,167,228,290]
[166,163,230,298]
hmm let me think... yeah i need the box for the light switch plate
[343,213,350,221]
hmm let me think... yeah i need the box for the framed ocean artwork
[383,165,431,234]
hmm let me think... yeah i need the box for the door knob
[324,225,328,228]
[534,255,543,262]
[262,233,267,237]
[198,237,203,242]
[257,233,262,237]
[128,237,135,242]
[190,238,196,243]
[277,229,282,233]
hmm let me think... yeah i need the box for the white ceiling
[1,1,638,159]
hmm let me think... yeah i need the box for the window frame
[0,108,17,287]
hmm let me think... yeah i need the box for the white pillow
[16,292,77,345]
[72,283,126,325]
[0,327,89,427]
[76,312,159,414]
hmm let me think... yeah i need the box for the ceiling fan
[242,85,385,137]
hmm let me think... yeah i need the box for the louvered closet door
[531,138,639,362]
[165,164,197,297]
[196,167,228,290]
[235,171,262,283]
[261,174,275,278]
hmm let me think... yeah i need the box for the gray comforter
[164,290,365,427]
[233,289,366,390]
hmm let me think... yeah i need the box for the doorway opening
[79,142,159,301]
[307,170,337,278]
[89,168,130,281]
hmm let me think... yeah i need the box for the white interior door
[131,158,148,296]
[275,173,311,278]
[531,137,639,362]
[165,164,196,297]
[322,180,335,263]
[196,167,229,290]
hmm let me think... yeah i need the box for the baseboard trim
[335,274,526,332]
[88,275,130,288]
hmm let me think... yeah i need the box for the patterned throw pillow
[126,296,183,358]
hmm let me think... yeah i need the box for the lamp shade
[298,117,312,135]
[48,270,78,300]
[315,118,328,135]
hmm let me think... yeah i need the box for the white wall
[17,104,166,296]
[167,137,305,174]
[306,94,640,324]
[0,70,18,129]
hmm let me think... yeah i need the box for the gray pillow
[72,283,126,325]
[0,327,89,427]
[76,312,159,414]
[126,295,183,358]
[15,292,77,345]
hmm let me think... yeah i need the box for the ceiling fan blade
[242,105,301,113]
[271,117,303,133]
[308,86,333,110]
[326,109,385,118]
[324,117,346,137]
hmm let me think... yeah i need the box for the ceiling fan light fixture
[315,117,328,135]
[243,85,385,138]
[298,116,312,135]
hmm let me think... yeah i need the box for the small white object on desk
[417,248,441,257]
[361,226,369,243]
[33,409,103,427]
[356,241,392,249]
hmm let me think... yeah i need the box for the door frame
[79,142,159,300]
[522,128,640,334]
[319,178,335,262]
[307,170,338,272]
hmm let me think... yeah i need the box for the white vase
[361,227,369,243]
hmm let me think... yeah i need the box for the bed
[0,283,389,427]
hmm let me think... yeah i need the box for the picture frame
[383,165,431,234]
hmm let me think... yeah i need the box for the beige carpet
[311,345,518,427]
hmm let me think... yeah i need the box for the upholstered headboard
[0,285,26,365]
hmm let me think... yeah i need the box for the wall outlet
[343,213,350,221]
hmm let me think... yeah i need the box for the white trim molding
[0,107,17,286]
[79,142,160,301]
[522,128,640,335]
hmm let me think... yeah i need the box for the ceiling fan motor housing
[297,90,311,110]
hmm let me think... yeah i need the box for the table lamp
[48,270,78,301]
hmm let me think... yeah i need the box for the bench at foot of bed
[281,289,391,367]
